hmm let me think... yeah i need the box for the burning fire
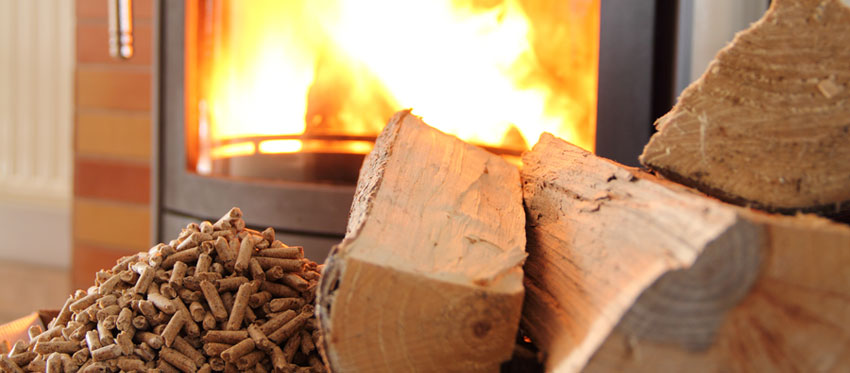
[188,0,599,166]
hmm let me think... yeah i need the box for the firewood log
[640,0,850,215]
[316,110,526,372]
[585,211,850,372]
[523,133,850,372]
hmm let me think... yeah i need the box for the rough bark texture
[317,110,526,372]
[640,0,850,214]
[523,134,850,372]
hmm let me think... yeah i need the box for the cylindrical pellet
[268,298,304,313]
[225,282,255,331]
[234,236,254,274]
[134,265,155,294]
[161,310,188,347]
[253,257,303,272]
[170,261,188,287]
[258,310,296,335]
[173,336,206,367]
[220,339,254,363]
[160,347,197,373]
[259,282,298,298]
[199,280,228,321]
[91,344,122,362]
[256,247,303,259]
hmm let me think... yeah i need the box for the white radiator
[0,0,74,268]
[0,0,74,205]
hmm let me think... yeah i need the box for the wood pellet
[2,207,326,373]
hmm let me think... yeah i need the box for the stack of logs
[0,208,326,372]
[317,1,850,372]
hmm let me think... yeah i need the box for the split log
[522,133,850,372]
[522,133,761,372]
[585,212,850,372]
[640,0,850,215]
[317,110,526,372]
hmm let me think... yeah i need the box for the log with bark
[522,133,850,372]
[640,0,850,215]
[316,110,527,372]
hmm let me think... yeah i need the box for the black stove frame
[153,0,678,259]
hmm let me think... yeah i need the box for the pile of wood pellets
[0,207,327,373]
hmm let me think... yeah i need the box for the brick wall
[72,0,155,289]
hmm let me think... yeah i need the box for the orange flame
[189,0,599,162]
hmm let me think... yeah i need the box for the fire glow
[188,0,599,164]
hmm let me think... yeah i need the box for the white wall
[691,0,770,83]
[676,0,770,95]
[0,0,75,267]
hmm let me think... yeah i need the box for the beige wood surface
[317,111,526,372]
[523,134,850,372]
[522,133,761,372]
[586,211,850,372]
[640,0,850,213]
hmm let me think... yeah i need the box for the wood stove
[155,0,676,260]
